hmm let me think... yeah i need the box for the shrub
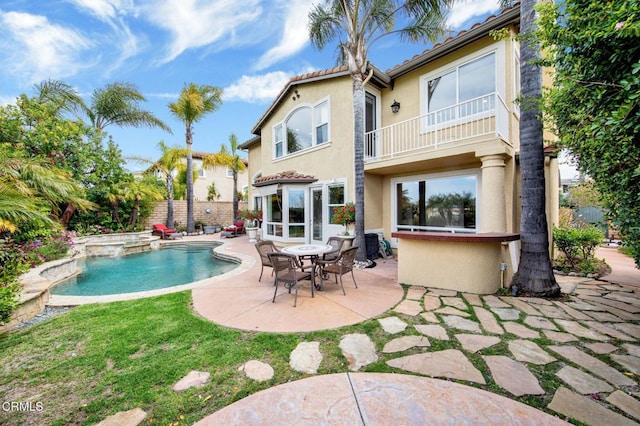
[553,225,604,273]
[0,239,27,324]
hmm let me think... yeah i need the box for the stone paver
[554,319,610,341]
[607,322,640,339]
[548,387,638,426]
[382,335,430,353]
[555,365,614,394]
[97,408,147,426]
[339,334,377,371]
[378,316,408,334]
[405,286,426,300]
[534,304,572,319]
[584,310,624,322]
[420,312,439,323]
[500,297,541,315]
[434,306,471,317]
[607,390,640,422]
[519,297,553,306]
[173,370,210,391]
[423,295,441,311]
[503,322,540,339]
[584,296,640,313]
[554,302,593,321]
[483,295,510,308]
[584,342,618,355]
[441,315,481,333]
[441,297,468,310]
[473,306,504,334]
[548,345,636,386]
[585,322,636,341]
[461,293,482,306]
[523,315,558,331]
[507,340,556,365]
[606,292,640,306]
[565,300,603,311]
[289,342,322,374]
[455,334,500,353]
[415,324,449,341]
[483,356,544,396]
[387,349,485,384]
[241,360,275,381]
[623,344,640,357]
[490,307,520,321]
[427,288,458,297]
[393,299,423,316]
[543,330,578,343]
[611,354,640,375]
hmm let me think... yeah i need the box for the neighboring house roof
[253,170,317,187]
[239,135,261,150]
[249,3,520,138]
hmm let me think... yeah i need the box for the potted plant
[331,202,356,235]
[240,209,262,242]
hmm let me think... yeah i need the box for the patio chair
[222,219,245,237]
[268,252,313,307]
[152,223,180,239]
[255,240,281,282]
[323,236,347,261]
[316,246,359,295]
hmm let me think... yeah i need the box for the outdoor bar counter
[391,231,520,294]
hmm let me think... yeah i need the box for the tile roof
[254,170,317,187]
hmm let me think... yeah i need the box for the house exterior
[240,5,560,293]
[161,151,249,203]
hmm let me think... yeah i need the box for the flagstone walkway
[195,272,640,425]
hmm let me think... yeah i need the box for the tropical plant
[207,183,220,201]
[122,177,164,230]
[168,83,223,233]
[203,133,246,220]
[536,0,640,268]
[498,0,560,296]
[308,0,453,260]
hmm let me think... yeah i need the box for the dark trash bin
[365,233,379,260]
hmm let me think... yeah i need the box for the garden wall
[144,200,247,230]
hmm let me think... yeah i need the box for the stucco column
[480,154,507,233]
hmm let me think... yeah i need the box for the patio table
[281,244,334,290]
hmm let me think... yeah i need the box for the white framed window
[273,97,331,159]
[264,186,307,240]
[226,168,233,178]
[393,171,479,233]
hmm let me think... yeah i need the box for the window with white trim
[425,52,496,125]
[395,174,478,233]
[273,98,330,158]
[265,186,307,240]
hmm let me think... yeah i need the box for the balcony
[365,93,511,162]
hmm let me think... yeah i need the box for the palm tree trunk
[185,126,195,234]
[166,175,175,228]
[352,74,367,262]
[233,172,239,220]
[511,0,560,297]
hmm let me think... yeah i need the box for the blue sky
[0,0,505,171]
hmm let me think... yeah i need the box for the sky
[0,0,514,172]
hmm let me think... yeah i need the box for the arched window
[273,98,330,159]
[286,107,312,154]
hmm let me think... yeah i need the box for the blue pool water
[52,243,238,296]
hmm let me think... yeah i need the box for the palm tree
[203,133,247,220]
[168,83,223,234]
[154,142,187,228]
[499,0,560,296]
[122,179,164,230]
[308,0,453,261]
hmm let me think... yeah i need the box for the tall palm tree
[499,0,560,296]
[308,0,453,261]
[203,133,247,220]
[168,83,223,234]
[154,142,187,228]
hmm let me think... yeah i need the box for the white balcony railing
[365,93,510,161]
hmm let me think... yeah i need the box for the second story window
[425,52,496,124]
[274,98,330,159]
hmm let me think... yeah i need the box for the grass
[1,286,635,425]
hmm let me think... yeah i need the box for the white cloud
[137,0,262,64]
[254,0,314,70]
[0,95,18,106]
[64,0,133,20]
[0,11,95,84]
[447,0,501,28]
[223,71,295,103]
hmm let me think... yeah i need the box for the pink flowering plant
[330,202,356,235]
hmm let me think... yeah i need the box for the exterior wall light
[391,100,400,113]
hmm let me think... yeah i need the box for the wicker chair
[255,240,281,282]
[268,252,313,307]
[315,246,359,295]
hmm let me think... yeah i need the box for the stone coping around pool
[48,240,254,306]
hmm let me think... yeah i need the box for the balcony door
[310,186,324,244]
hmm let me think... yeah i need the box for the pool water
[52,243,238,296]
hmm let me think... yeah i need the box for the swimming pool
[52,242,238,296]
